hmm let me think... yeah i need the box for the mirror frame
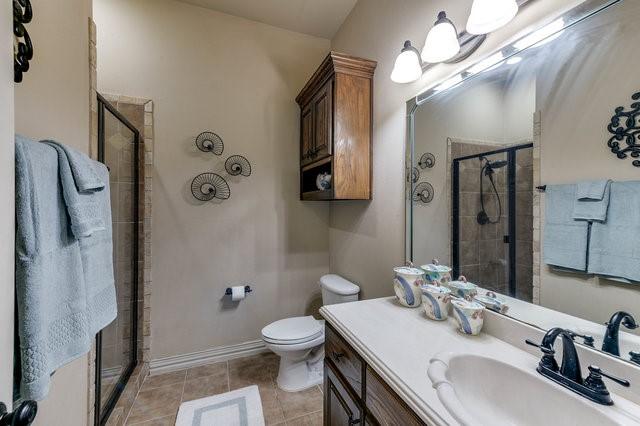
[404,0,635,364]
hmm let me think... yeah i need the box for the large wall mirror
[406,0,640,367]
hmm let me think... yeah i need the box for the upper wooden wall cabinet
[296,52,376,201]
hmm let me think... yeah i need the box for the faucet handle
[568,331,595,348]
[586,366,630,389]
[526,339,559,371]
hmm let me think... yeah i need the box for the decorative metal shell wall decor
[191,173,230,201]
[607,91,640,167]
[13,0,33,83]
[195,131,224,155]
[407,166,420,183]
[412,182,434,204]
[418,152,436,169]
[225,155,252,177]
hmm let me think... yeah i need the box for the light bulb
[391,41,423,84]
[421,12,461,64]
[466,0,518,35]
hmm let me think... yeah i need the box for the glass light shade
[466,0,518,35]
[421,12,461,63]
[390,42,423,84]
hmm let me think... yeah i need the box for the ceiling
[175,0,358,39]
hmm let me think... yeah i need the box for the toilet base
[275,347,324,392]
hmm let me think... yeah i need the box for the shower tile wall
[452,141,534,299]
[453,142,509,294]
[100,101,146,408]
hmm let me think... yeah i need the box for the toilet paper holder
[225,285,252,296]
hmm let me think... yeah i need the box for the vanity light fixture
[466,0,519,35]
[421,12,461,64]
[390,41,423,84]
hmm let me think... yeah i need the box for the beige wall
[329,0,585,300]
[13,0,93,424]
[94,0,331,359]
[0,3,15,408]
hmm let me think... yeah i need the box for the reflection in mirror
[407,0,640,367]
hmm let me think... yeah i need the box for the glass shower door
[95,94,140,425]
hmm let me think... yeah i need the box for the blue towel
[588,181,640,283]
[543,184,590,271]
[573,180,611,222]
[15,136,116,401]
[42,140,106,238]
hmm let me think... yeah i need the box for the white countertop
[320,296,640,426]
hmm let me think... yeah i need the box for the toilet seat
[261,316,323,345]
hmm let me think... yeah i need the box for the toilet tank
[320,274,360,306]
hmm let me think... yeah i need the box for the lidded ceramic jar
[420,259,452,287]
[474,291,509,314]
[451,298,485,336]
[447,275,478,299]
[393,266,425,308]
[421,284,452,321]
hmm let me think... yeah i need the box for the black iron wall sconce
[13,0,33,83]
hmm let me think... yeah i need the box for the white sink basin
[428,352,640,426]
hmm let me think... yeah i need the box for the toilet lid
[261,316,323,344]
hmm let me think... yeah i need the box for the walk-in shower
[452,143,534,301]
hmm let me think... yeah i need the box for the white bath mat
[175,385,265,426]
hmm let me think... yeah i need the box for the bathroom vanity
[320,297,640,426]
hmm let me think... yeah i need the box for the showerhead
[490,160,508,169]
[480,156,508,177]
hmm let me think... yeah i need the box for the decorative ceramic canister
[451,298,485,336]
[316,172,332,190]
[421,284,452,321]
[393,266,426,308]
[474,291,509,314]
[447,275,478,299]
[420,259,452,286]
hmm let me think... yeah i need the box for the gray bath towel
[588,181,640,283]
[42,140,106,238]
[543,184,590,271]
[15,136,116,401]
[573,180,611,222]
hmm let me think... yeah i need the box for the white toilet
[261,274,360,392]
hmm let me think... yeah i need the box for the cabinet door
[312,79,333,162]
[324,361,362,426]
[301,103,314,166]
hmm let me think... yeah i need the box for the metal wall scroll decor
[191,173,230,201]
[412,182,434,204]
[195,131,224,155]
[191,131,253,202]
[225,155,252,177]
[418,152,436,169]
[407,166,420,183]
[13,0,33,83]
[607,91,640,167]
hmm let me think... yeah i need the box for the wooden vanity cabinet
[296,52,376,201]
[324,323,429,426]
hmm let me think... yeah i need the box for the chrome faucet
[602,311,638,356]
[526,327,630,405]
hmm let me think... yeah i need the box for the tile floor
[122,352,323,425]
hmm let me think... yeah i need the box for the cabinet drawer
[325,325,363,398]
[365,366,426,426]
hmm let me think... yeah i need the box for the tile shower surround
[452,141,533,300]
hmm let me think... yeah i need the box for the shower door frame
[95,93,140,426]
[451,142,533,297]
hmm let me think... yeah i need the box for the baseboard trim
[149,340,268,375]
